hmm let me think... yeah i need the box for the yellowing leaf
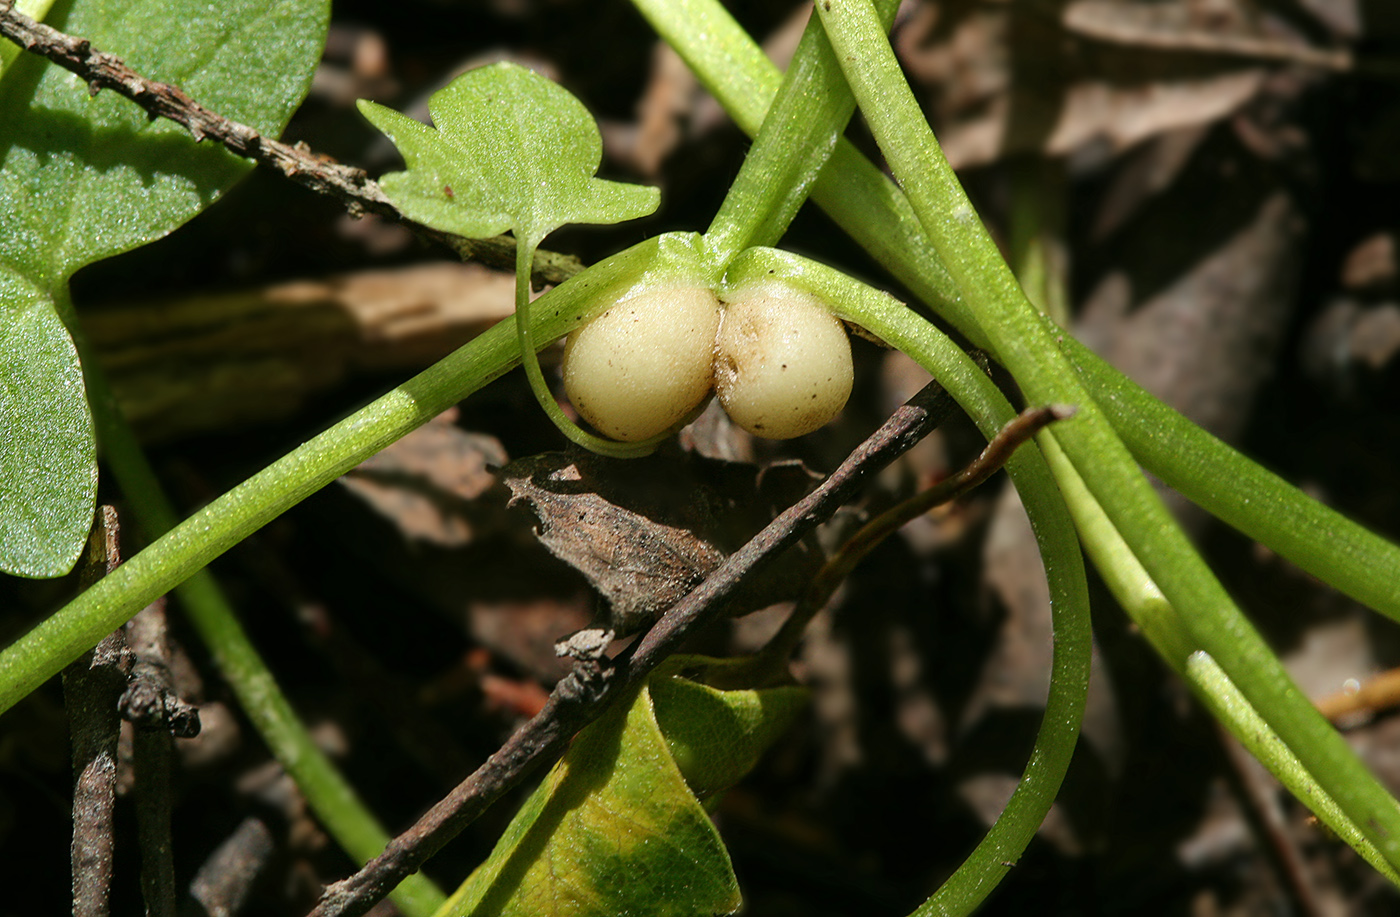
[438,659,807,917]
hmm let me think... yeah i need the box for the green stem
[66,290,445,916]
[726,249,1092,916]
[1041,437,1400,884]
[629,0,972,331]
[816,0,1400,869]
[702,0,897,263]
[0,235,687,713]
[1185,650,1400,886]
[1059,333,1400,618]
[1007,158,1070,326]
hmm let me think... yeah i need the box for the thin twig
[309,380,954,917]
[1215,721,1327,917]
[0,0,583,287]
[755,403,1074,669]
[132,726,178,917]
[64,506,130,917]
[186,817,277,917]
[122,596,199,917]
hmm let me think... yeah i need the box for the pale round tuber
[714,288,853,439]
[562,286,723,442]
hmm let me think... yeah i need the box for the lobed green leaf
[359,62,660,246]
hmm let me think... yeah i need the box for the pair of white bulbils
[561,284,854,443]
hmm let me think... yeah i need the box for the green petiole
[509,232,670,458]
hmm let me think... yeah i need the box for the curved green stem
[726,248,1092,916]
[510,235,669,458]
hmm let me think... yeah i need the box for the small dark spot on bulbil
[781,363,788,369]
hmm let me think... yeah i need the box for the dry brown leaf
[1062,0,1352,71]
[895,0,1292,169]
[340,410,508,548]
[501,450,823,636]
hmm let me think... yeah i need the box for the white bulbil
[714,287,853,439]
[562,286,722,442]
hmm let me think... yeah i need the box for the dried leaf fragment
[502,451,822,635]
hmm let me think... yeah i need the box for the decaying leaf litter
[5,0,1400,914]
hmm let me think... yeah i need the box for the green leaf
[358,62,663,458]
[437,661,807,917]
[0,0,329,576]
[358,62,659,246]
[0,278,92,577]
[650,658,809,802]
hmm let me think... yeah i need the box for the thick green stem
[816,0,1400,869]
[702,0,897,263]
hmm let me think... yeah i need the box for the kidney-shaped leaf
[0,0,329,576]
[438,659,807,917]
[358,62,660,246]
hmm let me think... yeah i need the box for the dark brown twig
[64,506,130,917]
[755,403,1074,669]
[122,596,198,917]
[0,1,583,287]
[132,724,178,917]
[122,596,200,739]
[309,380,954,917]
